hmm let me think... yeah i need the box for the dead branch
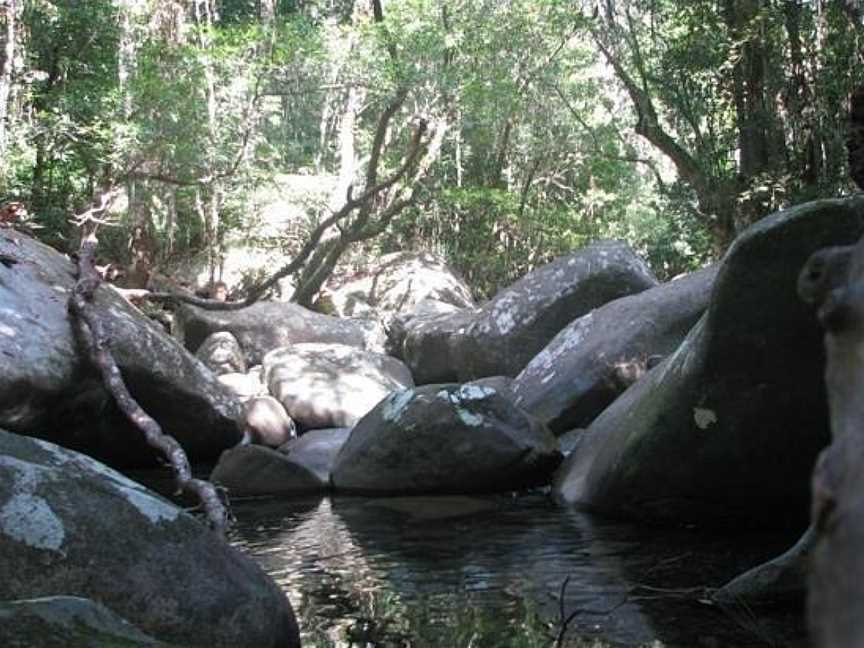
[68,226,228,534]
[145,114,432,312]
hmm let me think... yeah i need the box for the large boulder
[175,300,386,366]
[329,251,475,319]
[513,265,717,433]
[0,429,299,647]
[331,383,562,494]
[264,343,413,429]
[553,197,864,527]
[800,234,864,646]
[450,241,658,380]
[0,230,242,467]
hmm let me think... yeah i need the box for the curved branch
[69,228,228,534]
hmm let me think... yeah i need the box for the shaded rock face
[211,444,325,496]
[801,235,864,647]
[279,427,352,483]
[264,343,414,430]
[329,251,475,319]
[243,396,296,447]
[450,241,659,380]
[397,309,477,385]
[175,300,386,366]
[195,331,247,376]
[0,429,300,647]
[514,265,717,433]
[331,384,562,494]
[0,230,242,467]
[211,427,350,497]
[385,298,464,358]
[553,197,864,527]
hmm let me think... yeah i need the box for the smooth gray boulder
[194,331,246,376]
[514,265,717,433]
[0,429,299,647]
[264,343,413,429]
[450,240,658,380]
[175,300,386,365]
[553,197,864,526]
[331,384,561,494]
[0,230,242,467]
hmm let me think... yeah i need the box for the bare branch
[68,227,228,533]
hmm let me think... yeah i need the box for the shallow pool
[226,493,809,647]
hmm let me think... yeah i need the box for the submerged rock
[0,429,299,647]
[553,197,864,527]
[331,383,561,494]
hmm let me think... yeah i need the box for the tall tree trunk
[723,0,787,230]
[0,0,16,158]
[194,0,223,284]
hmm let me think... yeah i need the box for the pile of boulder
[4,193,864,644]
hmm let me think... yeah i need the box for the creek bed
[226,493,809,647]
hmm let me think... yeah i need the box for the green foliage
[4,0,858,295]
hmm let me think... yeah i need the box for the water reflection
[227,494,809,648]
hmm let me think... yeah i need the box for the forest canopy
[1,0,862,299]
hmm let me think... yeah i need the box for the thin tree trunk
[191,0,222,284]
[0,0,16,157]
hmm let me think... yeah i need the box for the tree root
[68,228,228,534]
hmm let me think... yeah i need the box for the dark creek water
[226,493,810,648]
